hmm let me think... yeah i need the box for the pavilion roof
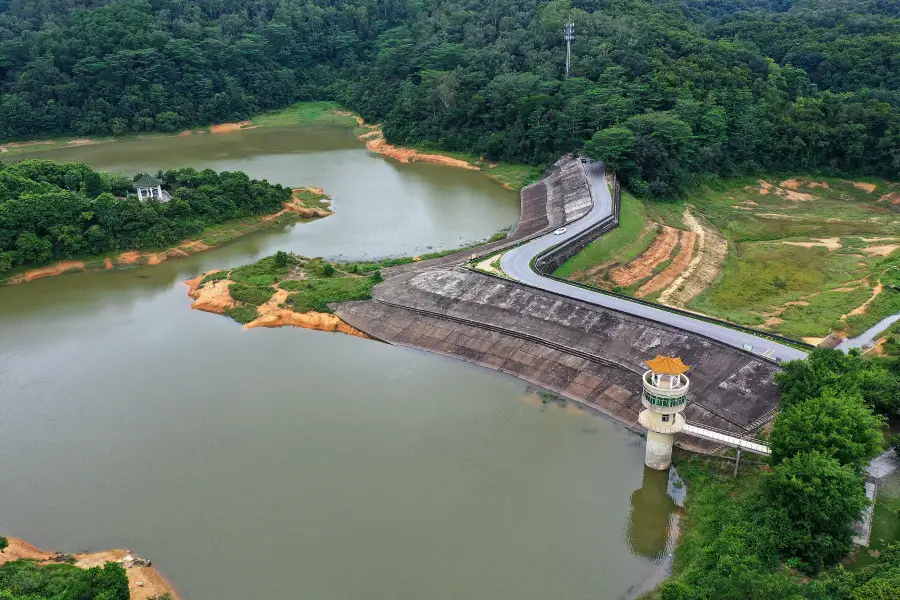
[645,354,690,375]
[134,174,162,188]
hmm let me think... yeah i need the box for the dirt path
[636,230,697,297]
[0,537,179,600]
[659,209,727,307]
[844,280,884,318]
[610,226,679,287]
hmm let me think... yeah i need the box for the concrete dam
[335,158,782,453]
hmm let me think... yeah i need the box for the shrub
[226,305,258,324]
[199,270,229,285]
[228,283,273,306]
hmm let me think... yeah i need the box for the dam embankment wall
[334,158,781,450]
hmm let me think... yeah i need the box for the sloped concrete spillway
[337,158,782,447]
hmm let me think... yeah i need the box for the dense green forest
[0,559,129,600]
[0,159,290,273]
[1,0,899,197]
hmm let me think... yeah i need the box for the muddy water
[0,127,675,599]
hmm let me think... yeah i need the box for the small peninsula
[0,160,333,285]
[0,536,177,600]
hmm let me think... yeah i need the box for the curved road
[500,161,808,363]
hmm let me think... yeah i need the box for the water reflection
[626,466,678,559]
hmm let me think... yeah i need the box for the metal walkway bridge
[683,422,771,456]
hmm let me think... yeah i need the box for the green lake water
[0,126,676,599]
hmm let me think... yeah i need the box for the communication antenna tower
[564,23,574,77]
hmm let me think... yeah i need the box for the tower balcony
[642,370,688,412]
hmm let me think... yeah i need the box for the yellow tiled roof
[645,354,690,375]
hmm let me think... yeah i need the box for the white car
[553,227,567,235]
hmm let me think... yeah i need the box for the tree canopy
[770,388,884,472]
[775,348,900,416]
[1,0,900,198]
[0,159,290,273]
[0,559,128,600]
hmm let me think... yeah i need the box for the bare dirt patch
[610,226,678,286]
[783,237,842,251]
[807,181,830,189]
[475,253,504,276]
[0,537,179,600]
[0,139,56,153]
[366,136,478,170]
[861,245,900,257]
[879,192,900,204]
[185,274,237,313]
[851,181,877,193]
[6,261,85,284]
[659,210,727,307]
[636,230,698,297]
[209,120,255,133]
[754,179,815,201]
[244,289,368,337]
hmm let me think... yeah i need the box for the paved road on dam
[500,162,808,363]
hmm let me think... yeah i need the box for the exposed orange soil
[185,273,237,312]
[803,336,827,346]
[879,192,900,204]
[184,274,367,337]
[245,289,368,337]
[780,178,830,190]
[366,137,478,170]
[68,138,96,146]
[610,226,679,286]
[851,181,877,193]
[660,210,727,307]
[209,121,255,133]
[0,537,179,600]
[5,261,85,284]
[178,130,192,136]
[334,111,378,129]
[753,180,815,201]
[262,192,333,222]
[763,316,785,328]
[636,230,698,297]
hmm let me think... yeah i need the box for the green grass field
[250,101,359,128]
[558,175,900,341]
[554,192,649,278]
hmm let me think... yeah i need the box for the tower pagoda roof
[645,354,690,375]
